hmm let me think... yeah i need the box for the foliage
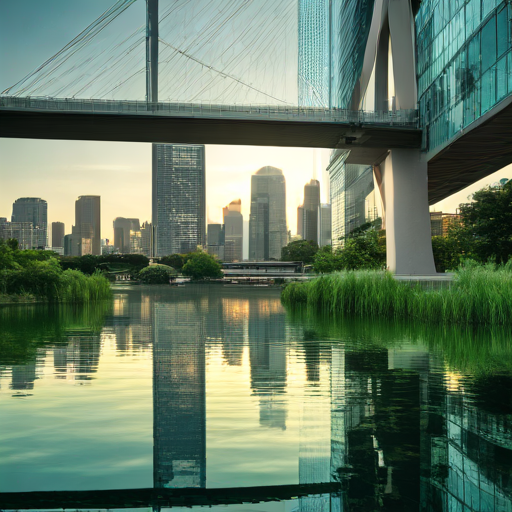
[181,251,223,280]
[281,240,319,263]
[138,264,177,284]
[60,253,149,276]
[282,260,512,325]
[458,181,512,263]
[159,253,186,270]
[312,245,339,273]
[431,236,461,272]
[313,231,385,273]
[338,230,386,270]
[0,240,111,303]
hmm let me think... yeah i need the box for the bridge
[2,0,512,275]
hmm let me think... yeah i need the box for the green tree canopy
[281,240,319,264]
[458,181,512,263]
[138,264,177,284]
[181,251,223,280]
[160,253,185,270]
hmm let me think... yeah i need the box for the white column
[380,149,436,275]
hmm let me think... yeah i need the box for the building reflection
[152,296,206,488]
[248,296,288,430]
[1,289,511,511]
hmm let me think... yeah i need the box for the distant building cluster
[297,179,331,247]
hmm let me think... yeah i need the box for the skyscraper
[249,166,287,261]
[153,144,206,257]
[318,203,332,247]
[297,179,320,244]
[11,197,48,249]
[223,199,243,262]
[73,196,101,255]
[51,221,65,249]
[113,217,140,254]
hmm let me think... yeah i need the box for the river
[0,285,511,511]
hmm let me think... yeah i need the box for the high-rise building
[328,151,377,250]
[297,179,321,244]
[73,196,101,255]
[51,222,65,249]
[153,144,206,257]
[207,223,224,260]
[113,217,140,254]
[140,221,153,257]
[223,199,243,262]
[11,197,47,249]
[0,220,35,250]
[249,166,287,261]
[318,203,331,247]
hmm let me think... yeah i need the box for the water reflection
[0,286,511,511]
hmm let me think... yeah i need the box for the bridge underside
[428,97,512,204]
[2,104,512,205]
[0,108,420,153]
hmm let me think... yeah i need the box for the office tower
[297,179,320,243]
[51,222,65,248]
[113,217,140,254]
[207,223,224,260]
[11,197,48,249]
[318,203,331,247]
[249,166,287,261]
[223,199,243,262]
[328,151,376,249]
[0,218,34,250]
[73,196,101,255]
[140,221,153,257]
[153,144,206,257]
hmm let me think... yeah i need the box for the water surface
[1,285,511,511]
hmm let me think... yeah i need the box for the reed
[281,261,512,325]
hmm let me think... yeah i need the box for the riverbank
[281,261,512,325]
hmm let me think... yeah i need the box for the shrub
[182,252,223,280]
[138,264,177,284]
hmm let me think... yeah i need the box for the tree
[281,240,319,263]
[458,181,512,263]
[312,245,339,273]
[181,251,223,280]
[160,253,185,270]
[337,230,386,270]
[138,264,177,284]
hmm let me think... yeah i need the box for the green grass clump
[281,261,512,325]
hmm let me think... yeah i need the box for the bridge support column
[379,149,436,275]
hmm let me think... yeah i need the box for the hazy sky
[1,1,510,245]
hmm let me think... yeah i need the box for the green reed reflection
[287,306,512,375]
[0,302,111,365]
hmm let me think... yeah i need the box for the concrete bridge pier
[377,149,436,275]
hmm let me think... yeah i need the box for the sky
[1,1,510,246]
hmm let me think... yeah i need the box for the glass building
[11,197,48,249]
[417,0,512,151]
[249,166,287,261]
[327,151,377,249]
[153,144,206,257]
[73,195,101,256]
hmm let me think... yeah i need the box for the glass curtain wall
[416,0,512,152]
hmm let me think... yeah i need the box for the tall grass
[59,270,112,302]
[281,261,512,325]
[0,268,111,304]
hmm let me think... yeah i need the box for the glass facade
[298,0,330,107]
[298,0,376,109]
[328,151,376,249]
[416,0,512,152]
[11,197,48,249]
[249,166,287,261]
[153,144,206,257]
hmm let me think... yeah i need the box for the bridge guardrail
[0,96,419,127]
